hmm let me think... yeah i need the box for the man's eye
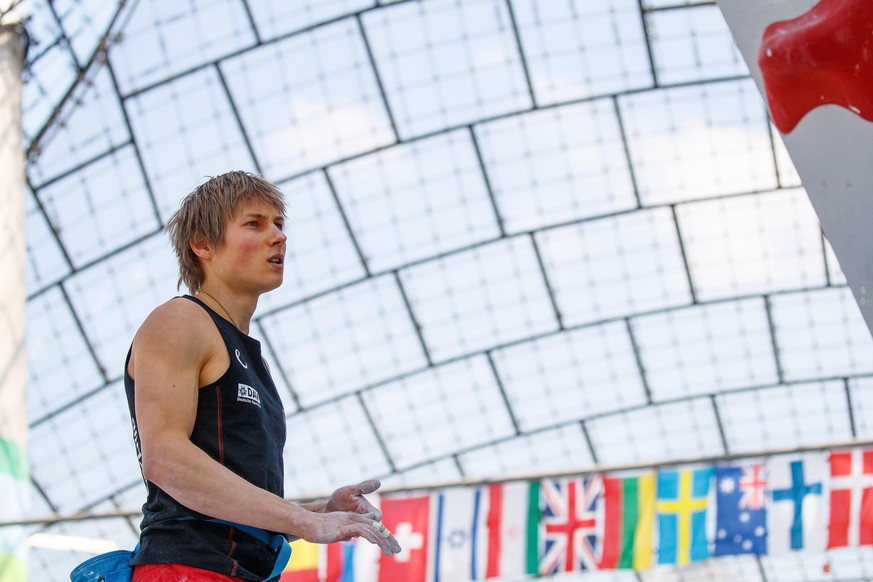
[246,221,258,227]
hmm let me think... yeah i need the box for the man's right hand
[300,511,401,556]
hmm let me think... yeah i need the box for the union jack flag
[539,476,602,574]
[739,463,767,510]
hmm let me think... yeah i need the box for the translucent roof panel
[676,188,826,301]
[379,458,463,492]
[26,287,105,423]
[27,67,130,187]
[511,0,653,105]
[491,320,648,430]
[363,356,517,470]
[28,381,140,514]
[536,207,692,326]
[22,43,77,139]
[398,236,559,361]
[458,424,596,481]
[246,0,374,42]
[125,66,259,221]
[109,0,257,94]
[220,17,397,179]
[328,129,501,271]
[646,3,747,85]
[849,377,873,440]
[771,287,873,382]
[621,80,777,205]
[716,381,854,454]
[63,233,178,374]
[261,275,429,406]
[475,99,638,234]
[360,0,532,138]
[24,188,70,294]
[35,146,160,268]
[631,298,779,400]
[12,0,873,580]
[586,397,725,466]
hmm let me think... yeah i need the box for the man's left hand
[323,479,383,521]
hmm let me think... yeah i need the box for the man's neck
[196,283,259,334]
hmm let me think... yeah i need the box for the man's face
[211,199,287,294]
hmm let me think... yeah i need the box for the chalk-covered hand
[323,479,383,520]
[301,511,401,556]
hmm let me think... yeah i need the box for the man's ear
[190,236,213,260]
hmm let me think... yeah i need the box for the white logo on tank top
[235,348,248,369]
[237,383,261,407]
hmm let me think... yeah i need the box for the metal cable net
[8,0,873,580]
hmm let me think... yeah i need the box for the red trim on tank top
[216,385,238,574]
[216,385,225,465]
[227,528,239,576]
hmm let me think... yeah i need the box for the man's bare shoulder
[133,298,215,353]
[139,297,208,332]
[129,297,227,384]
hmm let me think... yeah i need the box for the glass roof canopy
[9,0,873,579]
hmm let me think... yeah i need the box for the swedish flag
[656,468,712,565]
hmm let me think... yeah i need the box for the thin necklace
[197,288,238,330]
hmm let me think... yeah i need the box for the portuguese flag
[599,473,656,570]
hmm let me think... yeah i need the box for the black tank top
[124,295,287,580]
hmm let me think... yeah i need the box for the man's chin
[262,277,284,293]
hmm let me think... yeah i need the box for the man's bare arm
[131,301,399,554]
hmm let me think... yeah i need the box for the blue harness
[69,518,292,582]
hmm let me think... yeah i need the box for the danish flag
[827,449,873,548]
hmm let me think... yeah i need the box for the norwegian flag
[539,476,602,575]
[739,463,768,510]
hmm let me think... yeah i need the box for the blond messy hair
[166,171,286,294]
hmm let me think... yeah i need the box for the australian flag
[714,464,767,555]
